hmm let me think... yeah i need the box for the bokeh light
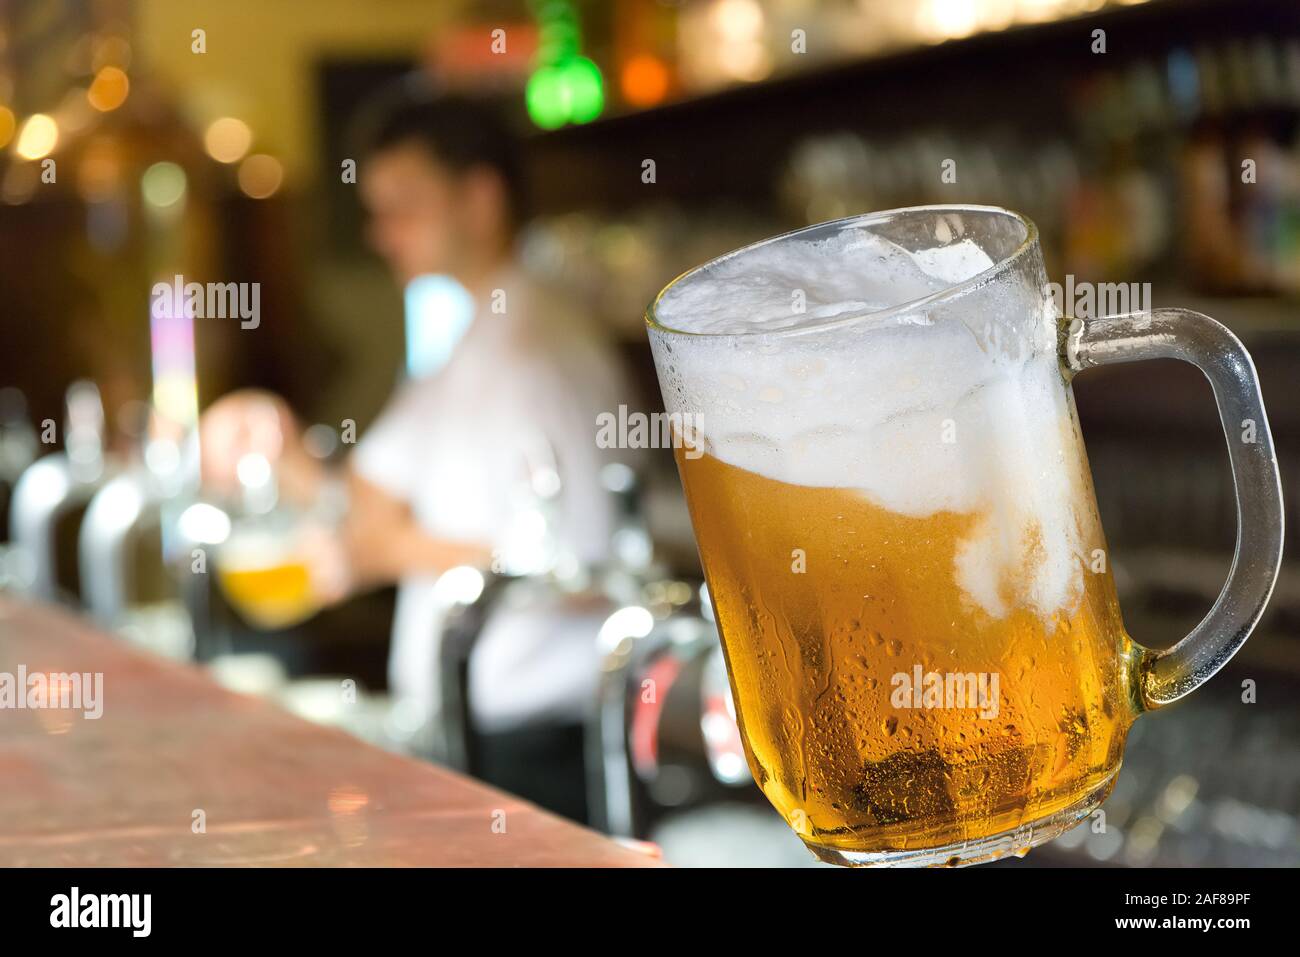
[87,66,130,112]
[204,117,252,164]
[238,153,283,199]
[141,161,187,208]
[14,113,58,160]
[621,54,670,108]
[526,55,605,129]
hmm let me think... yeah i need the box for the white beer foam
[218,527,301,570]
[658,228,994,335]
[654,226,1085,622]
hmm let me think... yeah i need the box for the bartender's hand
[199,389,324,504]
[284,473,490,607]
[297,521,354,608]
[342,468,493,590]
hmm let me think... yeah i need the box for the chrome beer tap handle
[9,382,115,602]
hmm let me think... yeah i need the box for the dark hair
[356,81,527,222]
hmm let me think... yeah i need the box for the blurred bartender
[202,87,628,821]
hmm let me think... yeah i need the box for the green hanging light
[526,0,604,129]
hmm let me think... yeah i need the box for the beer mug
[215,520,321,631]
[646,206,1283,866]
[212,452,347,631]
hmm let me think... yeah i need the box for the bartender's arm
[199,390,491,600]
[342,467,492,591]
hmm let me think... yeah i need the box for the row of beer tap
[0,379,756,842]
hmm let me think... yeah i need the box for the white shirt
[352,265,626,734]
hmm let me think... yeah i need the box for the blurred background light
[921,0,981,41]
[140,161,187,208]
[204,117,252,164]
[14,113,58,160]
[87,65,130,112]
[237,153,283,198]
[621,54,670,108]
[177,503,232,546]
[526,55,604,128]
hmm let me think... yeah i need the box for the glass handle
[1063,308,1285,709]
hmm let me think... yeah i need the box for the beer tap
[7,381,119,603]
[0,388,39,587]
[435,430,646,766]
[432,427,734,837]
[555,456,744,836]
[77,413,195,653]
[435,426,567,766]
[586,578,736,837]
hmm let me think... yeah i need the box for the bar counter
[0,597,659,867]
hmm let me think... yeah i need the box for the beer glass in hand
[199,393,348,630]
[646,206,1283,866]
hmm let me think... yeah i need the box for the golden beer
[215,530,320,630]
[676,442,1139,859]
[216,559,317,630]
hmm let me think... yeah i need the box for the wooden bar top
[0,596,660,867]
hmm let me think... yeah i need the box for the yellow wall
[136,0,468,183]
